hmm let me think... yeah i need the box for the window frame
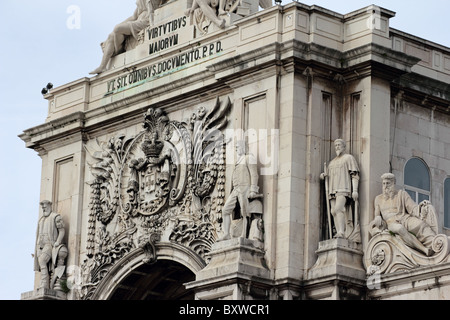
[403,157,431,204]
[444,177,450,229]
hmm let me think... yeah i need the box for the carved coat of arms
[80,98,231,299]
[122,108,181,217]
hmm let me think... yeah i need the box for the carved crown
[141,133,164,158]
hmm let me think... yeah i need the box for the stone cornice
[19,112,86,151]
[392,72,450,114]
[291,41,421,82]
[280,2,396,22]
[209,39,422,84]
[19,38,426,153]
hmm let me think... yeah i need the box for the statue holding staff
[320,139,361,242]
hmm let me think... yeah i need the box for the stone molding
[367,262,450,300]
[20,37,423,155]
[85,241,207,300]
[21,288,67,301]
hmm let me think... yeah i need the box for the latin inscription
[105,16,224,95]
[149,34,179,54]
[105,41,223,95]
[148,17,187,55]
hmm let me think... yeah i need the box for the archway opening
[109,260,196,300]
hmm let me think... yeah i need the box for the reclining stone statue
[365,173,450,275]
[90,0,156,74]
[371,173,436,256]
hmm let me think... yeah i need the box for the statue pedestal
[21,288,67,301]
[186,237,272,300]
[304,238,366,300]
[364,232,450,275]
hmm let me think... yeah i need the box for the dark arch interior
[109,260,196,300]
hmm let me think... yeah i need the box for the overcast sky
[0,0,449,300]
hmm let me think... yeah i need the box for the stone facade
[20,1,450,300]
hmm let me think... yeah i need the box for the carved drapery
[80,97,231,299]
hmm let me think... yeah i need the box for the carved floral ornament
[81,98,231,299]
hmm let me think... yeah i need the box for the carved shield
[119,109,189,217]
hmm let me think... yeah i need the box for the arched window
[445,178,450,229]
[403,157,430,203]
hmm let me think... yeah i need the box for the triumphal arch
[20,0,450,300]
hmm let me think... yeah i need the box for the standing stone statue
[90,0,154,75]
[34,200,68,290]
[220,140,261,241]
[371,173,437,256]
[320,139,361,242]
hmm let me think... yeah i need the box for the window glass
[418,193,429,203]
[404,158,430,204]
[404,158,430,191]
[405,189,416,201]
[445,178,450,228]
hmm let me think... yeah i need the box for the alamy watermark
[66,5,81,30]
[366,6,382,31]
[65,265,83,292]
[225,129,280,176]
[366,269,382,290]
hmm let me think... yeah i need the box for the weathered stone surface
[21,288,67,301]
[20,1,450,300]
